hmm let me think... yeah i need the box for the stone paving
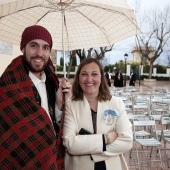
[110,80,170,93]
[104,80,170,170]
[120,80,170,170]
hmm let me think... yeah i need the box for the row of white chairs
[129,114,170,169]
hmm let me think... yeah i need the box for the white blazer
[63,96,133,170]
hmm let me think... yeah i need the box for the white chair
[151,102,169,115]
[162,98,170,107]
[124,101,133,114]
[132,115,163,170]
[133,103,150,116]
[160,115,170,168]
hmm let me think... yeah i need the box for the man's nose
[36,47,43,56]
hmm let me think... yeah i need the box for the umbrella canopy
[0,0,140,51]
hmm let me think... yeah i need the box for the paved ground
[116,80,170,170]
[111,80,170,93]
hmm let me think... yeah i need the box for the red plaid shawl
[0,56,65,170]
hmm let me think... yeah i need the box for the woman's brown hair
[71,58,112,101]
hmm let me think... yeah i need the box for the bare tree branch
[136,6,170,78]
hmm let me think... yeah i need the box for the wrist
[56,102,63,111]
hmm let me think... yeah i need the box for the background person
[63,58,133,170]
[0,25,72,169]
[129,69,136,86]
[114,69,123,87]
[105,69,111,87]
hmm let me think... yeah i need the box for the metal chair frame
[132,115,163,170]
[160,114,170,168]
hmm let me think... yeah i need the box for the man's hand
[56,78,72,110]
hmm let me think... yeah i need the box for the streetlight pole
[120,60,123,70]
[139,66,141,86]
[139,58,142,86]
[124,53,128,86]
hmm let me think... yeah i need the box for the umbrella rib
[0,2,70,20]
[35,11,51,24]
[73,4,139,33]
[75,9,111,46]
[0,5,40,19]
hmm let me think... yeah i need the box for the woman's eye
[81,73,87,76]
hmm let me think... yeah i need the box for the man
[0,25,72,169]
[114,69,123,87]
[105,69,111,87]
[129,69,136,86]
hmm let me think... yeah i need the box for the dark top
[31,76,60,136]
[114,72,123,87]
[91,109,106,170]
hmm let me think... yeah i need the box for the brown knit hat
[20,25,53,50]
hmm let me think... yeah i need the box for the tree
[136,6,170,79]
[71,55,77,66]
[60,57,64,66]
[75,45,114,63]
[65,46,113,77]
[66,50,76,78]
[164,51,170,66]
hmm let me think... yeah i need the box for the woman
[63,58,133,170]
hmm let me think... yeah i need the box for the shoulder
[110,96,124,107]
[111,96,122,102]
[66,98,77,107]
[66,98,88,109]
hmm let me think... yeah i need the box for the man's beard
[23,52,49,73]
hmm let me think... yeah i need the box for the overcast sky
[134,0,170,9]
[104,0,170,66]
[56,0,170,66]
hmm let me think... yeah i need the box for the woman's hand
[105,130,118,145]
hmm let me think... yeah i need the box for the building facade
[131,46,155,64]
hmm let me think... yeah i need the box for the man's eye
[44,46,50,50]
[30,44,37,48]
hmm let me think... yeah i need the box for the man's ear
[21,48,24,54]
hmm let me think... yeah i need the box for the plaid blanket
[0,56,65,170]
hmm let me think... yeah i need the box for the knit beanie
[20,25,53,50]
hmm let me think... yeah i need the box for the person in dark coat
[114,69,123,87]
[129,69,136,86]
[105,69,111,87]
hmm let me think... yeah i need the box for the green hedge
[143,64,167,73]
[56,74,75,78]
[56,65,75,72]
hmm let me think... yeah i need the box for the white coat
[63,96,133,170]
